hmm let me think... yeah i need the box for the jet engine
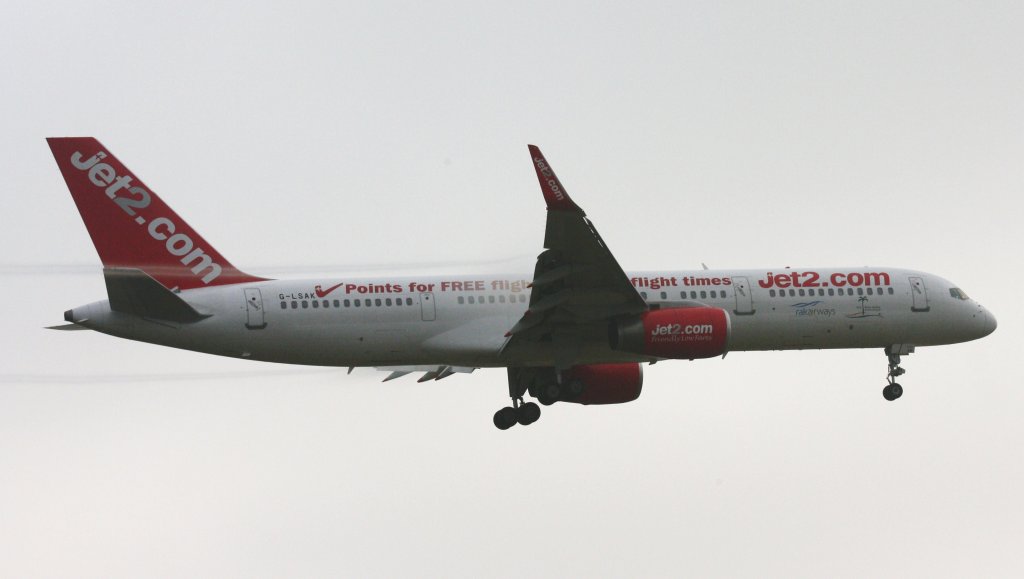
[561,363,644,405]
[610,306,730,360]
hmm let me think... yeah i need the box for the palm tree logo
[847,295,882,318]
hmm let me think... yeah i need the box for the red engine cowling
[610,307,730,360]
[562,363,643,405]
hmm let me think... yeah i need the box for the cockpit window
[949,288,969,300]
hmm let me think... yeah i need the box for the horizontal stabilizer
[45,323,91,331]
[104,268,210,323]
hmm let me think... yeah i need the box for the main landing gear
[494,367,587,429]
[493,399,541,430]
[495,367,582,430]
[535,379,583,406]
[494,367,542,430]
[883,345,914,401]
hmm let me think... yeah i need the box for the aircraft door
[420,292,436,321]
[909,276,930,312]
[244,288,267,329]
[732,276,755,315]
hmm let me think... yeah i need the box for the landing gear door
[244,288,267,329]
[909,276,930,312]
[420,292,436,321]
[732,276,755,315]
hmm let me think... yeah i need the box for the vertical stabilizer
[47,137,266,290]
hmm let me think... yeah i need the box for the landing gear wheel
[543,383,561,400]
[537,394,557,406]
[882,383,903,401]
[882,346,911,402]
[516,402,541,425]
[564,379,584,399]
[493,406,517,430]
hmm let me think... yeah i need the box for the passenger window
[519,295,526,303]
[312,300,319,308]
[700,291,707,299]
[857,288,863,296]
[333,300,340,307]
[323,300,329,308]
[888,288,894,295]
[660,292,667,300]
[468,296,475,304]
[691,291,698,299]
[818,289,824,296]
[375,299,382,307]
[291,301,298,309]
[406,298,413,305]
[499,295,506,303]
[385,298,392,306]
[709,291,717,298]
[641,292,648,300]
[354,300,360,307]
[458,296,465,304]
[867,288,874,295]
[280,301,287,309]
[828,288,834,296]
[489,295,495,303]
[302,300,308,309]
[344,299,350,307]
[798,289,805,297]
[790,290,796,297]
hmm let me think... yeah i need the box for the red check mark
[315,283,344,298]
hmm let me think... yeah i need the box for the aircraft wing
[500,146,648,367]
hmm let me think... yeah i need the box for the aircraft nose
[983,308,997,336]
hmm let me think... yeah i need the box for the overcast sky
[2,1,1023,577]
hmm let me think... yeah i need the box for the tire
[889,383,903,400]
[543,384,562,400]
[517,402,541,425]
[493,407,517,430]
[565,379,584,398]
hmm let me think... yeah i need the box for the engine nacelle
[562,363,643,405]
[610,307,730,360]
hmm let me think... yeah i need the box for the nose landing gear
[882,345,914,401]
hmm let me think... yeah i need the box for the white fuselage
[69,267,996,368]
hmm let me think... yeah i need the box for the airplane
[46,137,997,430]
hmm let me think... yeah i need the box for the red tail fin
[47,137,266,290]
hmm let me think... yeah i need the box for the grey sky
[2,1,1022,577]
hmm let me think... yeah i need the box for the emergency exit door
[732,276,755,315]
[909,276,930,312]
[420,292,436,321]
[244,288,267,329]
